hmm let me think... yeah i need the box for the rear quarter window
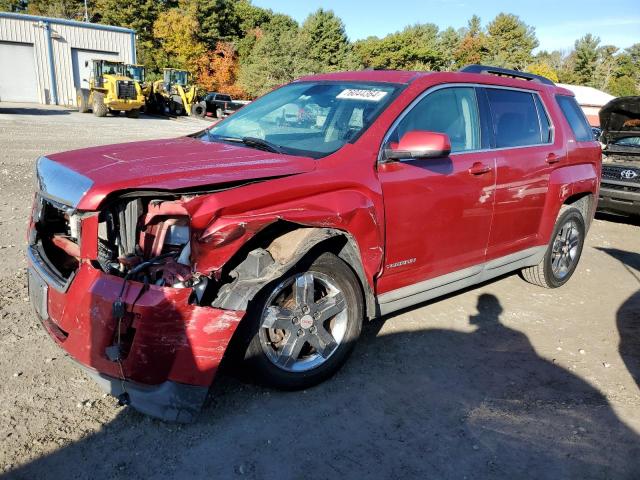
[556,95,593,142]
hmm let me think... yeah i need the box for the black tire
[191,101,207,119]
[125,108,140,118]
[242,251,364,390]
[215,107,223,119]
[521,206,585,288]
[76,88,89,113]
[92,92,108,117]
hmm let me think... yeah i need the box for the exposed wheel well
[564,192,595,231]
[209,221,376,320]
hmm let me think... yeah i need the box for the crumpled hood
[43,136,316,210]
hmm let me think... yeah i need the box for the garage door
[0,42,39,103]
[71,48,120,91]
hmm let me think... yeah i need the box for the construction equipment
[148,68,207,118]
[76,60,145,118]
[125,64,152,105]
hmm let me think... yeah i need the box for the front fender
[186,189,384,291]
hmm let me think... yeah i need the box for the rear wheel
[243,252,363,390]
[92,92,108,117]
[521,206,585,288]
[76,88,89,113]
[125,108,140,118]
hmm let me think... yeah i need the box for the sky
[252,0,640,52]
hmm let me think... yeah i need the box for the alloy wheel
[258,271,348,372]
[551,220,581,279]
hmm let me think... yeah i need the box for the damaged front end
[27,159,245,422]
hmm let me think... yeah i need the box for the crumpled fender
[184,187,384,291]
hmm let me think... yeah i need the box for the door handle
[546,153,560,164]
[468,162,491,175]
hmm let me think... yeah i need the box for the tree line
[2,0,639,99]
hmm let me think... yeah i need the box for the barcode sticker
[337,89,388,102]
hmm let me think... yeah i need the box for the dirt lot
[0,103,639,479]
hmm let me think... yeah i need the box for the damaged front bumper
[27,254,245,422]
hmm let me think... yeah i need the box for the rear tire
[125,108,140,118]
[242,252,364,390]
[521,206,585,288]
[92,92,108,117]
[76,88,89,113]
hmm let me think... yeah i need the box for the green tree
[193,0,242,47]
[594,45,618,91]
[0,0,28,12]
[95,0,171,74]
[354,23,443,70]
[235,0,272,34]
[438,27,462,70]
[27,0,88,19]
[238,26,301,97]
[526,62,559,82]
[573,34,600,86]
[607,75,639,96]
[454,15,486,67]
[484,13,538,69]
[297,9,354,73]
[153,5,206,70]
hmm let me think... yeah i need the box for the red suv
[28,65,601,422]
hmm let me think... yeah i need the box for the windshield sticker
[337,89,388,102]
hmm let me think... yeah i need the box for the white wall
[0,14,134,106]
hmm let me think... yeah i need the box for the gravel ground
[0,103,639,480]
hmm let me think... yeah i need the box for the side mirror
[384,131,451,161]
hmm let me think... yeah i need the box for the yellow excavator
[76,60,145,118]
[148,68,207,118]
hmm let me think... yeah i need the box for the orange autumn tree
[194,41,248,99]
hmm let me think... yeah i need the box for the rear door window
[485,89,544,148]
[556,95,593,142]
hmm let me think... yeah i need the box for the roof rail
[459,64,555,86]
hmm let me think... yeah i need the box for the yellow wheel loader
[148,68,207,118]
[76,60,145,118]
[125,64,152,109]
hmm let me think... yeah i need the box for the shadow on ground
[6,293,640,479]
[0,107,72,116]
[598,247,640,391]
[595,212,640,227]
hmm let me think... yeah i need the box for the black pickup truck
[204,92,248,118]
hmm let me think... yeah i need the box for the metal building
[0,12,136,106]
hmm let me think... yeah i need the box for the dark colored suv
[598,96,640,217]
[28,65,601,422]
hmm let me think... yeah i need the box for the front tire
[243,252,363,390]
[76,88,89,113]
[191,101,207,118]
[92,92,108,117]
[521,206,585,288]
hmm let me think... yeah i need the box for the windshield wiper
[207,133,284,154]
[240,137,284,154]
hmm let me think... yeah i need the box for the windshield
[612,136,640,147]
[126,65,145,82]
[100,61,124,76]
[202,81,401,158]
[169,70,189,86]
